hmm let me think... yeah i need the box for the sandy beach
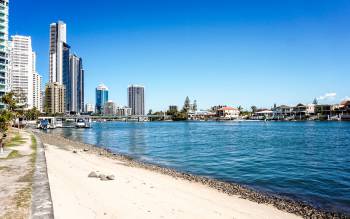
[44,142,301,219]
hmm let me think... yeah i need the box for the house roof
[218,106,237,111]
[256,110,273,114]
[278,105,290,108]
[340,100,350,106]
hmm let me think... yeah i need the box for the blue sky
[11,0,350,111]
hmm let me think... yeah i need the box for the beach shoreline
[34,130,349,219]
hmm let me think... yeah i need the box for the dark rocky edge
[34,131,350,219]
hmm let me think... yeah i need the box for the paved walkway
[31,132,54,219]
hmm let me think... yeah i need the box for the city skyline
[10,0,350,111]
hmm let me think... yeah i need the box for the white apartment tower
[9,35,34,109]
[0,0,9,109]
[33,72,42,111]
[32,52,42,111]
[49,21,66,84]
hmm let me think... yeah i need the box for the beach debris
[107,175,115,180]
[100,175,108,181]
[73,150,77,153]
[88,172,114,181]
[88,171,98,178]
[83,148,89,152]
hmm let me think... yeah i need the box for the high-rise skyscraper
[0,0,9,109]
[8,35,34,109]
[41,90,45,111]
[85,103,94,113]
[77,58,84,113]
[33,72,42,112]
[103,100,116,115]
[49,21,66,84]
[46,20,85,115]
[47,21,69,114]
[44,82,65,114]
[32,52,42,111]
[95,83,108,114]
[66,54,84,113]
[128,85,145,116]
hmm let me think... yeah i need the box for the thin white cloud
[317,92,336,100]
[342,96,350,101]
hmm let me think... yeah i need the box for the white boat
[56,118,63,128]
[75,118,92,128]
[37,117,57,129]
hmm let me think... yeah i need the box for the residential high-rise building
[95,83,108,114]
[77,58,84,113]
[8,35,34,109]
[0,0,9,109]
[44,82,65,114]
[65,54,84,113]
[49,21,66,84]
[128,85,145,115]
[103,100,116,115]
[116,106,132,117]
[168,105,178,112]
[85,103,94,113]
[41,90,45,111]
[33,72,42,112]
[32,52,42,111]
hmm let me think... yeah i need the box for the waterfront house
[272,105,292,120]
[293,104,308,120]
[315,104,332,120]
[306,104,316,116]
[216,106,240,119]
[253,109,274,120]
[339,100,350,113]
[210,105,227,113]
[188,110,216,120]
[336,100,350,120]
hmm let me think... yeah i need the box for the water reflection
[128,123,146,156]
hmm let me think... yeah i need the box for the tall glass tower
[62,43,70,112]
[0,0,9,109]
[49,21,66,84]
[66,54,84,113]
[95,83,108,114]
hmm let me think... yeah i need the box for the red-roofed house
[216,106,240,119]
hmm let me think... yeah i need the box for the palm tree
[2,92,17,111]
[0,92,18,153]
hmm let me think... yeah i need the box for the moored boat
[75,118,92,128]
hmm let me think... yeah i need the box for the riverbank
[40,136,299,219]
[0,129,36,218]
[35,131,349,219]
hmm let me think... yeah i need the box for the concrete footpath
[31,133,54,219]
